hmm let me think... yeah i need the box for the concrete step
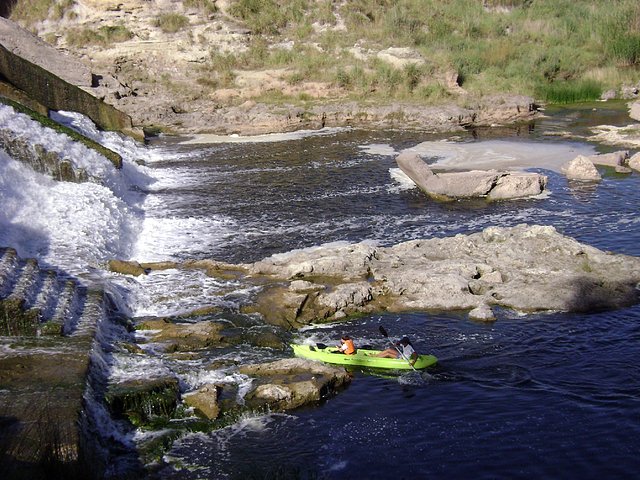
[0,247,19,296]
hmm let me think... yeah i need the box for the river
[2,102,640,478]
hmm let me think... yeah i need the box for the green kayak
[291,343,437,371]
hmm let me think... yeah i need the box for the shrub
[228,0,296,35]
[183,0,218,15]
[9,0,55,25]
[66,25,133,47]
[99,25,133,43]
[155,13,189,33]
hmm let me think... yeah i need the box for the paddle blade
[379,326,388,337]
[316,343,327,350]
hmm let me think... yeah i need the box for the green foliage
[228,0,307,35]
[66,24,133,47]
[607,34,640,66]
[99,25,134,43]
[536,79,603,104]
[155,12,190,33]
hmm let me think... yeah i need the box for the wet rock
[396,152,547,200]
[136,318,227,351]
[615,165,633,174]
[469,304,496,322]
[629,152,640,171]
[239,358,351,412]
[183,384,221,420]
[242,327,287,349]
[108,259,147,276]
[587,151,628,167]
[105,376,180,427]
[561,155,602,181]
[0,297,40,335]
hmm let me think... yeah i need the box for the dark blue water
[148,103,640,479]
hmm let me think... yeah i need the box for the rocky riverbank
[1,4,540,136]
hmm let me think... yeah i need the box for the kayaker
[375,336,417,365]
[336,335,356,355]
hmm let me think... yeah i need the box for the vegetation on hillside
[7,0,640,105]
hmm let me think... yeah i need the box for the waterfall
[0,103,155,477]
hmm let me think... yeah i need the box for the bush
[66,25,133,47]
[183,0,218,15]
[155,13,189,33]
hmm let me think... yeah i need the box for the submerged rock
[105,376,180,427]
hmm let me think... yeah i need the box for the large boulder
[628,152,640,171]
[561,155,602,181]
[487,172,547,200]
[587,151,629,167]
[239,358,351,412]
[396,152,547,200]
[183,384,221,420]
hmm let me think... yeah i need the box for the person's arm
[409,351,418,366]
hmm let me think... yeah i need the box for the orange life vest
[341,338,356,355]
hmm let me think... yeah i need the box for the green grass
[536,80,603,104]
[11,0,640,106]
[66,25,133,47]
[219,0,640,105]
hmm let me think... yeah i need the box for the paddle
[379,326,418,372]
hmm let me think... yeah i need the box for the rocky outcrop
[396,152,547,201]
[561,150,637,181]
[220,225,640,326]
[238,358,351,412]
